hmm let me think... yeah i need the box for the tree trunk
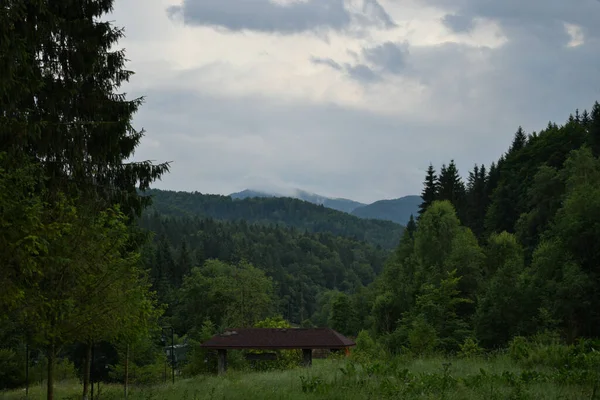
[124,344,129,398]
[47,343,55,400]
[82,342,92,400]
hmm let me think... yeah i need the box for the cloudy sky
[109,0,600,204]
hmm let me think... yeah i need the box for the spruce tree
[509,126,527,154]
[437,160,466,221]
[581,109,591,127]
[418,164,438,217]
[0,0,169,216]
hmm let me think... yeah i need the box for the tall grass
[3,353,599,400]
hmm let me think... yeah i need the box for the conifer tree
[418,164,438,217]
[437,160,466,221]
[465,164,487,238]
[0,0,169,216]
[509,126,527,154]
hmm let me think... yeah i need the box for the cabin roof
[200,327,356,349]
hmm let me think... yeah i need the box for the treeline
[138,212,387,327]
[359,103,600,352]
[143,189,404,249]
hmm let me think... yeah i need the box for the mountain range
[229,188,420,225]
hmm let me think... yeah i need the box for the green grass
[2,357,598,400]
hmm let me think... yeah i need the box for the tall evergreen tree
[0,0,169,216]
[465,164,487,238]
[418,164,438,217]
[509,126,527,154]
[437,160,466,221]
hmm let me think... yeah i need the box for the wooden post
[302,349,312,368]
[217,349,227,375]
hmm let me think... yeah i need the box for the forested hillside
[138,213,388,330]
[230,188,366,213]
[351,195,421,225]
[143,189,404,249]
[370,103,600,351]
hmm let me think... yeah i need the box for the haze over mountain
[230,188,366,214]
[229,188,420,225]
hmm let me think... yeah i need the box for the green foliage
[174,259,275,333]
[140,213,387,330]
[328,293,356,336]
[351,330,386,363]
[458,338,483,358]
[109,333,168,384]
[406,316,438,355]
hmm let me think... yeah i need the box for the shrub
[458,337,483,358]
[352,330,387,363]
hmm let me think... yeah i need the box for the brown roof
[200,328,356,349]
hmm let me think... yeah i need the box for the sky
[109,0,600,204]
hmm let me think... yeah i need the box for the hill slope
[144,189,404,249]
[139,213,388,323]
[229,188,365,213]
[351,195,421,225]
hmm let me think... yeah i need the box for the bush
[458,337,483,358]
[508,333,576,370]
[407,317,438,356]
[351,330,387,363]
[110,352,167,385]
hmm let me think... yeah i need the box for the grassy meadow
[3,354,598,400]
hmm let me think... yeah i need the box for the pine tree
[418,164,438,217]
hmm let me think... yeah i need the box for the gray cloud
[167,0,396,34]
[441,14,474,33]
[310,56,380,83]
[424,0,600,40]
[128,0,600,202]
[311,41,408,82]
[132,88,501,203]
[363,41,408,74]
[345,64,381,82]
[310,56,343,71]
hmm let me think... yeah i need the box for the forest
[2,0,600,399]
[142,189,404,249]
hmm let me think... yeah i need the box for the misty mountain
[229,188,366,214]
[351,195,422,225]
